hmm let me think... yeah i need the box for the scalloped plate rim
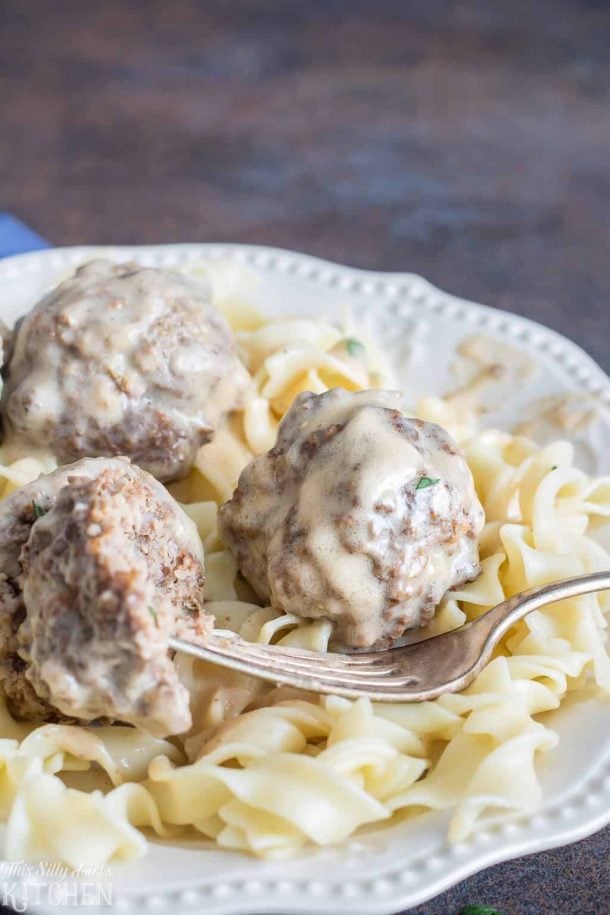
[0,243,608,915]
[1,242,608,393]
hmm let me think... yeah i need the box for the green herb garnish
[148,606,159,628]
[458,906,505,915]
[551,465,558,470]
[345,338,365,357]
[415,476,440,491]
[31,501,47,519]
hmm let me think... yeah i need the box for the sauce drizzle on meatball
[0,457,210,736]
[219,388,485,649]
[1,260,250,481]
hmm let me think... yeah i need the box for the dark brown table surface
[1,1,609,912]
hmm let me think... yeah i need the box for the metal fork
[169,571,610,702]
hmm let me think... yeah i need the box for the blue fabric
[0,214,49,258]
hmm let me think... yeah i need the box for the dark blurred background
[0,2,609,913]
[1,0,609,369]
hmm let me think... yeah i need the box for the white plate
[0,244,609,915]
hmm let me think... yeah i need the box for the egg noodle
[0,295,608,867]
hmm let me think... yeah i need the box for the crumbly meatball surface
[0,457,210,736]
[219,388,485,649]
[2,260,250,481]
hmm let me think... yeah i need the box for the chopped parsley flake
[551,465,558,470]
[415,476,440,491]
[345,337,365,357]
[148,606,159,628]
[459,907,505,915]
[31,501,47,519]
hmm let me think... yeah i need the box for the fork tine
[210,635,392,670]
[170,634,421,692]
[209,632,401,677]
[168,632,480,701]
[232,648,401,686]
[172,572,610,702]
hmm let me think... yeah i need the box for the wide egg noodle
[0,299,608,865]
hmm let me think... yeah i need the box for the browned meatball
[219,389,485,649]
[2,260,250,481]
[0,457,211,736]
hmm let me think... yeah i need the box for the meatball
[0,457,211,736]
[219,388,485,649]
[2,259,250,481]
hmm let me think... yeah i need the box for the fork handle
[470,570,610,653]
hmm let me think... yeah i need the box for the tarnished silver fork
[169,572,610,702]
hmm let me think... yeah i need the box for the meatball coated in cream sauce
[219,389,485,649]
[0,457,211,736]
[2,260,250,481]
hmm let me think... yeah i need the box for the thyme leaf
[345,337,365,357]
[459,907,505,915]
[415,476,440,491]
